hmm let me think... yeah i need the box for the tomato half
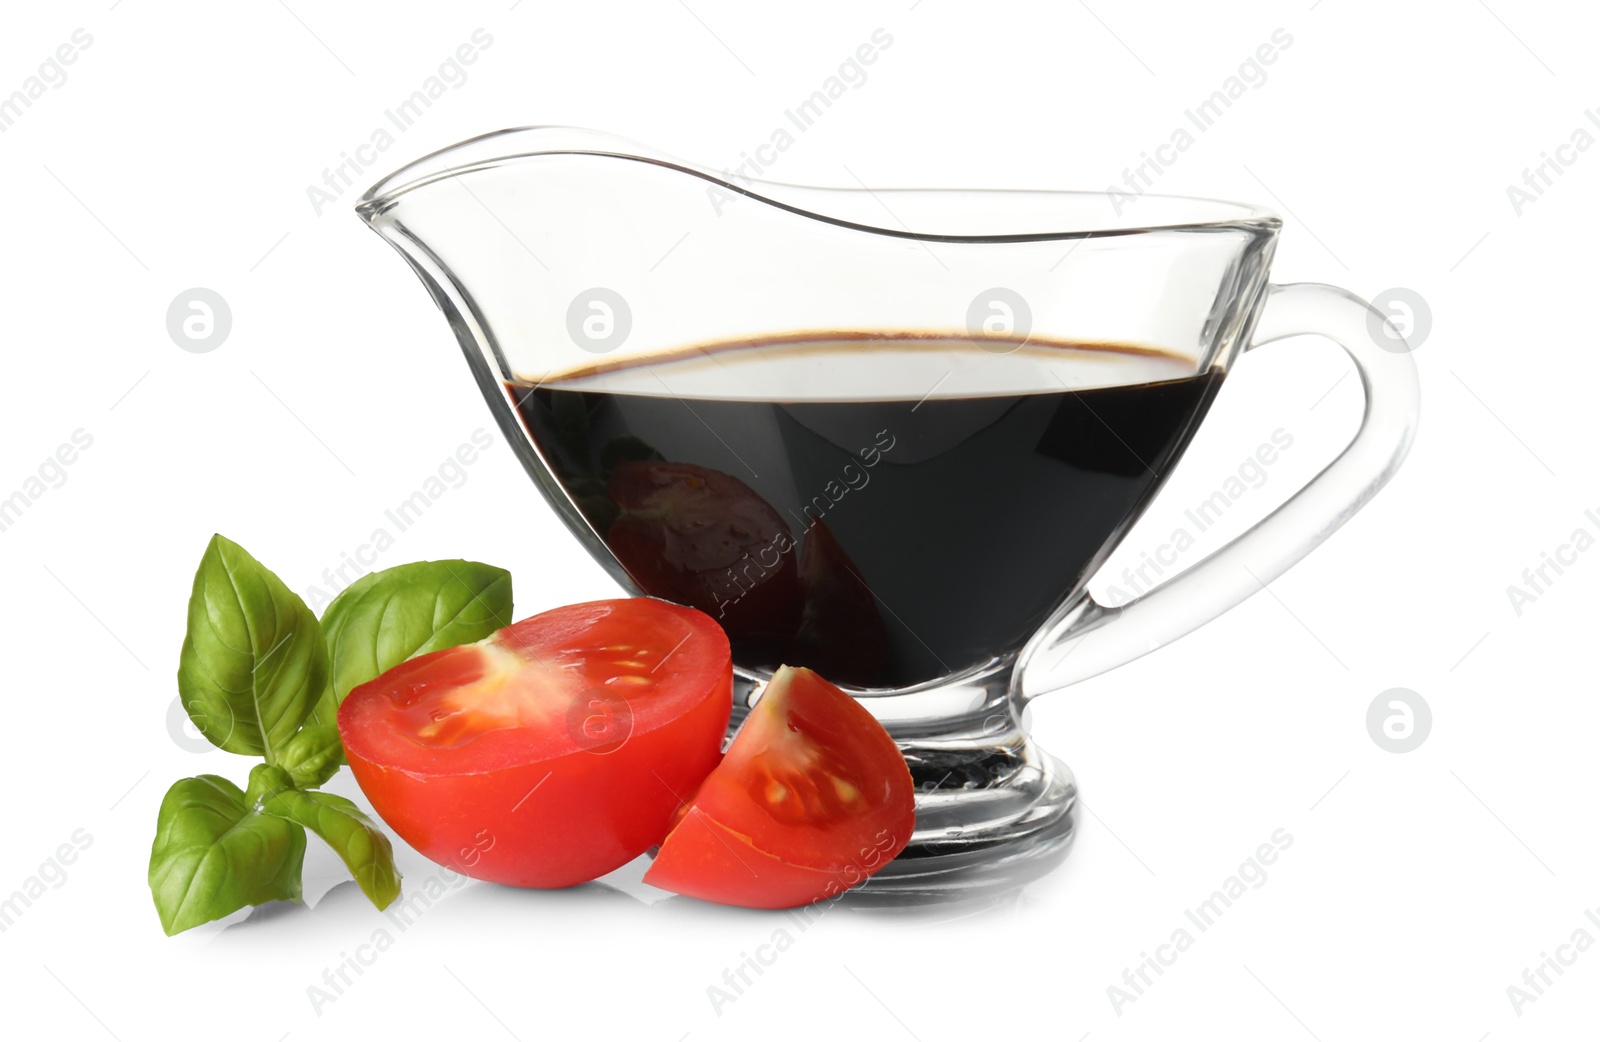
[338,598,731,889]
[642,665,915,908]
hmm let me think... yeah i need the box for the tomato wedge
[643,665,915,908]
[338,598,731,889]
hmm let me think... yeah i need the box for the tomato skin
[345,692,728,887]
[645,808,905,909]
[643,665,915,907]
[339,599,732,889]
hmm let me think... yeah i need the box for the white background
[1,1,1595,1039]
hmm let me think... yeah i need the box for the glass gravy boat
[357,127,1419,891]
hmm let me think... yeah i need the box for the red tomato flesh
[338,598,731,888]
[643,665,915,908]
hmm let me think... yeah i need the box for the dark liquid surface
[510,339,1222,688]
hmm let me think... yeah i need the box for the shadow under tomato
[203,834,1071,939]
[428,876,646,920]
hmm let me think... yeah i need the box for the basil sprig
[149,535,511,935]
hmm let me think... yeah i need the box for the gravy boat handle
[1019,282,1421,700]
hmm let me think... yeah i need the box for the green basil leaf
[148,775,306,936]
[307,560,511,730]
[262,789,401,911]
[277,725,343,789]
[177,535,327,762]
